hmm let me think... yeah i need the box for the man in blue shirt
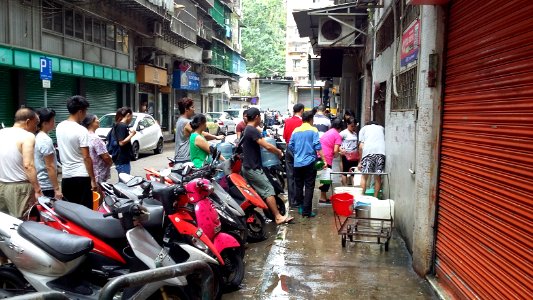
[288,111,327,217]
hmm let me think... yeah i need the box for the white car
[96,113,164,161]
[206,112,237,135]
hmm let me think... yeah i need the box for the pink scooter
[185,178,245,290]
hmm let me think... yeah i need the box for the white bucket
[352,173,362,186]
[333,187,363,199]
[370,199,395,220]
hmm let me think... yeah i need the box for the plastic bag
[319,167,332,184]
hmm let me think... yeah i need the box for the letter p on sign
[40,57,52,81]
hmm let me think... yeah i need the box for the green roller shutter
[0,67,15,127]
[85,79,118,118]
[24,71,77,141]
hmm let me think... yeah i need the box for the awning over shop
[292,1,383,54]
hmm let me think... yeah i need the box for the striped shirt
[288,123,322,167]
[313,113,331,137]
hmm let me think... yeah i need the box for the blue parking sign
[40,57,52,80]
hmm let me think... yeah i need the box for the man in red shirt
[235,109,248,141]
[283,103,304,209]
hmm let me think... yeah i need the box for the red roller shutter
[436,0,533,299]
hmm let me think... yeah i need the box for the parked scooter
[103,166,245,290]
[0,198,198,299]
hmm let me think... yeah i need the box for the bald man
[0,108,43,217]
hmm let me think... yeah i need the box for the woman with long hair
[34,108,62,199]
[114,107,136,175]
[82,114,112,199]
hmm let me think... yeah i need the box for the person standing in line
[339,117,360,186]
[282,103,304,209]
[56,96,96,209]
[235,109,248,141]
[174,98,222,163]
[241,108,294,225]
[82,114,112,199]
[189,114,212,168]
[318,118,344,202]
[114,107,136,175]
[313,105,331,138]
[358,121,386,198]
[34,108,62,199]
[0,108,42,217]
[289,111,327,218]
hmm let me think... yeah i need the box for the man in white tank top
[0,108,43,217]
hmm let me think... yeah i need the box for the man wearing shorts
[358,121,386,198]
[0,108,43,217]
[241,108,293,225]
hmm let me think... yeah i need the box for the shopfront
[136,64,169,131]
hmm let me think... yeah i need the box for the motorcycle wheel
[246,210,267,242]
[185,263,223,300]
[263,195,286,221]
[0,264,32,297]
[220,249,244,291]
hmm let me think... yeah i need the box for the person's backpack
[106,125,120,161]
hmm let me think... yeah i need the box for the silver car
[206,112,237,135]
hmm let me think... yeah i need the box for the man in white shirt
[0,108,42,217]
[56,95,96,209]
[313,105,331,137]
[358,121,386,198]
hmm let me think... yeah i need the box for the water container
[261,137,280,167]
[333,187,363,199]
[369,198,395,220]
[217,141,235,160]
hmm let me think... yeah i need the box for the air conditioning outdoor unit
[153,21,163,36]
[202,50,213,61]
[317,16,356,46]
[202,78,216,87]
[155,56,165,68]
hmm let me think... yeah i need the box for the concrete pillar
[411,5,446,276]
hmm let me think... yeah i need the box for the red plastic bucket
[331,193,354,216]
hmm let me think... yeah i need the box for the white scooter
[0,197,217,299]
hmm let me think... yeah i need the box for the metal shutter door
[0,67,15,127]
[435,0,533,299]
[85,79,118,118]
[25,72,76,140]
[260,83,288,112]
[297,88,313,109]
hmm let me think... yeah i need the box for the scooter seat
[54,200,126,240]
[18,221,93,263]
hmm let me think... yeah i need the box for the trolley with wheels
[329,171,393,250]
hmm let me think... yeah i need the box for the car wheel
[132,142,140,161]
[154,138,163,154]
[216,127,221,136]
[224,126,229,136]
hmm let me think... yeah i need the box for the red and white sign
[400,19,421,69]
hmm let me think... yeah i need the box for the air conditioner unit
[318,16,356,46]
[153,21,162,36]
[202,50,213,61]
[202,78,215,87]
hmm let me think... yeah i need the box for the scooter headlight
[190,236,208,251]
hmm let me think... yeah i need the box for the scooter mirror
[160,168,172,177]
[126,176,144,187]
[181,164,192,176]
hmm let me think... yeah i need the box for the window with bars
[391,67,417,110]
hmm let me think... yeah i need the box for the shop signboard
[401,19,421,70]
[172,70,200,91]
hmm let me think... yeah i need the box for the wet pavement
[121,141,437,300]
[223,197,437,300]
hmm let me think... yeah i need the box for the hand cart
[328,171,393,250]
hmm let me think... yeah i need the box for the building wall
[370,2,446,276]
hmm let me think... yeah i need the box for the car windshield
[99,114,137,128]
[225,110,239,118]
